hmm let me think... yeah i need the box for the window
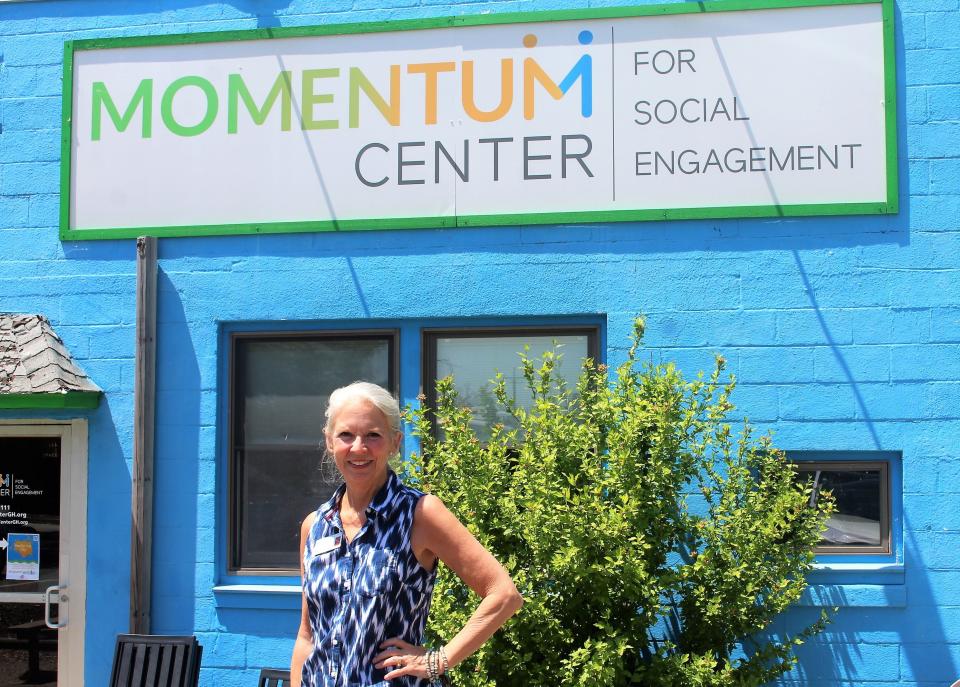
[794,460,890,555]
[229,331,396,573]
[423,327,599,441]
[224,320,601,577]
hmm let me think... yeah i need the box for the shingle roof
[0,314,101,395]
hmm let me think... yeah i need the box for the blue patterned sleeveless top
[301,470,438,687]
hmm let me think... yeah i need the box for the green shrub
[405,319,832,687]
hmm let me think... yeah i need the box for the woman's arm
[375,494,523,681]
[290,512,316,687]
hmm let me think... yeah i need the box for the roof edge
[1,313,103,396]
[0,391,103,410]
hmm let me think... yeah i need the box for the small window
[229,331,396,573]
[423,327,599,440]
[794,461,890,555]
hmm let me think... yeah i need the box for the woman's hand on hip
[373,637,434,681]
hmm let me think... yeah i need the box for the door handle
[44,585,66,629]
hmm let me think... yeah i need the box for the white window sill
[212,584,301,609]
[811,561,904,574]
[209,567,908,612]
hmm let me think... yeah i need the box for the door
[0,423,86,687]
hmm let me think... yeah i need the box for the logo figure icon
[523,30,594,120]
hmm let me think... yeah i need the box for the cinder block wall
[0,0,957,685]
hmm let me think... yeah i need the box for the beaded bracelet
[425,648,450,685]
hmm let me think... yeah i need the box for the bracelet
[424,647,450,685]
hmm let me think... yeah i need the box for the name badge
[314,535,341,555]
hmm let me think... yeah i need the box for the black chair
[110,634,203,687]
[258,668,291,687]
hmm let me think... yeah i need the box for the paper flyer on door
[5,532,41,581]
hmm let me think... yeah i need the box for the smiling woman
[290,381,522,687]
[324,382,403,494]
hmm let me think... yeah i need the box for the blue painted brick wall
[0,0,958,685]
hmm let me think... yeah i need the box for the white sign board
[62,0,896,239]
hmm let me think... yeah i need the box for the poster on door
[5,533,40,581]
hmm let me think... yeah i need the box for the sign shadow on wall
[148,269,201,636]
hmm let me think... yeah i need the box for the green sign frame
[59,0,898,241]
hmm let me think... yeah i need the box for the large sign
[60,0,896,240]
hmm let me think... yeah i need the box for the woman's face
[325,398,402,488]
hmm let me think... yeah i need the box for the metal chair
[258,668,291,687]
[109,634,203,687]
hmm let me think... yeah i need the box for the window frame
[227,329,399,575]
[421,325,600,437]
[794,459,891,555]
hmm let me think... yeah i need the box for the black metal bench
[258,668,291,687]
[109,634,203,687]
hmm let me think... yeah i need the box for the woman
[291,381,523,687]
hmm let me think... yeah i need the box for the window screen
[424,328,598,441]
[795,461,890,554]
[230,333,395,572]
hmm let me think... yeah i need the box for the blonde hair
[324,381,401,435]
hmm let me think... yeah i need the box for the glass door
[0,435,65,687]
